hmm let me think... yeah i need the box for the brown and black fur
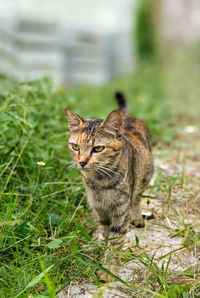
[64,92,153,237]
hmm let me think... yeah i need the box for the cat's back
[115,92,151,152]
[119,105,153,194]
[123,114,152,152]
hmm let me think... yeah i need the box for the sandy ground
[58,127,200,298]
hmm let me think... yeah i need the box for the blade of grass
[55,264,89,295]
[40,261,56,298]
[2,131,33,192]
[14,264,54,298]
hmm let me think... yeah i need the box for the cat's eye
[72,143,80,151]
[92,146,105,153]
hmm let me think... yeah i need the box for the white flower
[37,161,46,167]
[183,126,198,134]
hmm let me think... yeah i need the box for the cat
[64,92,153,238]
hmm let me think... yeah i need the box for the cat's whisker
[68,164,77,170]
[99,165,120,178]
[68,163,75,167]
[79,171,88,181]
[96,167,112,179]
[95,168,106,178]
[100,165,120,175]
[95,167,107,177]
[98,166,119,182]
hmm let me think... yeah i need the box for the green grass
[0,54,199,297]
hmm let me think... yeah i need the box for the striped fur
[64,92,153,237]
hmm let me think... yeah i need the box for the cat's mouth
[78,166,95,172]
[77,162,100,172]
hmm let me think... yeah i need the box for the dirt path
[58,127,200,297]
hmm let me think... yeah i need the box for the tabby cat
[64,92,153,238]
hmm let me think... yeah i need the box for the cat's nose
[79,161,87,168]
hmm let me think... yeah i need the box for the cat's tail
[115,91,127,113]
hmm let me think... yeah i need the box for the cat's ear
[101,110,122,135]
[64,109,85,131]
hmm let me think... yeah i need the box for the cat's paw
[131,218,145,228]
[93,226,105,241]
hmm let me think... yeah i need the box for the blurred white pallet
[0,16,134,85]
[63,28,133,85]
[0,15,17,79]
[15,18,63,85]
[0,16,63,84]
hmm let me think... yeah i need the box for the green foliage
[15,264,55,298]
[134,0,158,61]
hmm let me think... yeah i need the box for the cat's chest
[87,188,117,207]
[86,187,118,210]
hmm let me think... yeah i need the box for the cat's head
[64,109,122,173]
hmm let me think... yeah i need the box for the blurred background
[0,0,135,85]
[0,0,200,123]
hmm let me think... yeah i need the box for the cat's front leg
[95,208,111,238]
[109,203,131,235]
[131,197,145,228]
[100,218,111,238]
